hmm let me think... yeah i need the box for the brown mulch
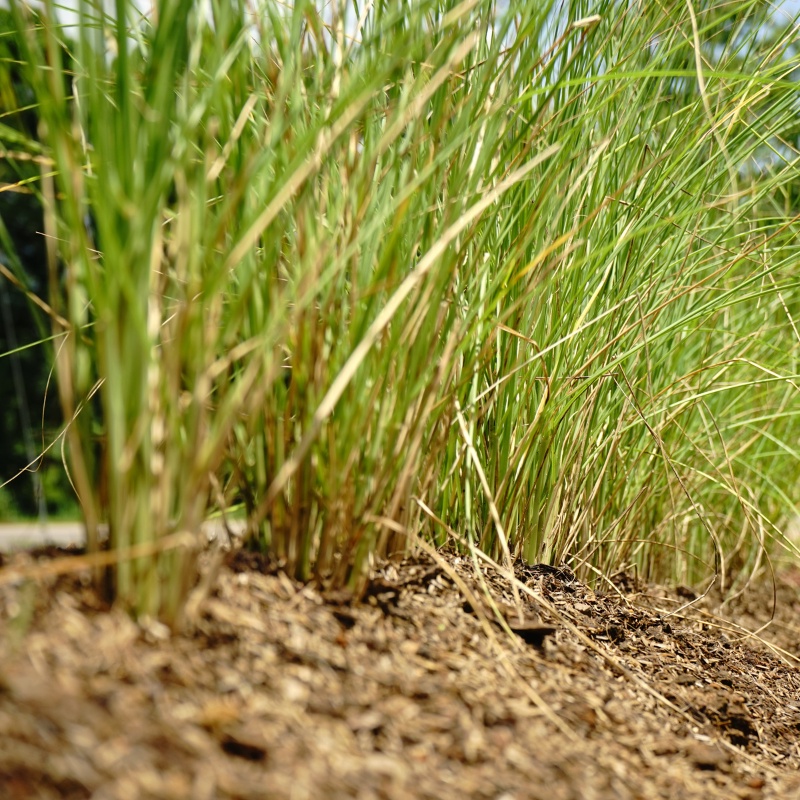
[1,544,799,800]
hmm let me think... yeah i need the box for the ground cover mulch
[0,543,799,799]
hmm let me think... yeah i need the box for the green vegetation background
[0,11,78,520]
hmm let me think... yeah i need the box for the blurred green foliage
[0,9,78,519]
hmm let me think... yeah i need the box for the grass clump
[3,0,799,623]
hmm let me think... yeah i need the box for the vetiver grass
[3,0,799,623]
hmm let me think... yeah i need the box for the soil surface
[1,544,799,799]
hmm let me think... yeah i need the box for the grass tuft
[3,0,799,621]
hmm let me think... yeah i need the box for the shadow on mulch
[1,544,799,800]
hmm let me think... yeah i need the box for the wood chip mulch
[1,545,799,799]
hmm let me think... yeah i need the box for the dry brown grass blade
[0,263,70,329]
